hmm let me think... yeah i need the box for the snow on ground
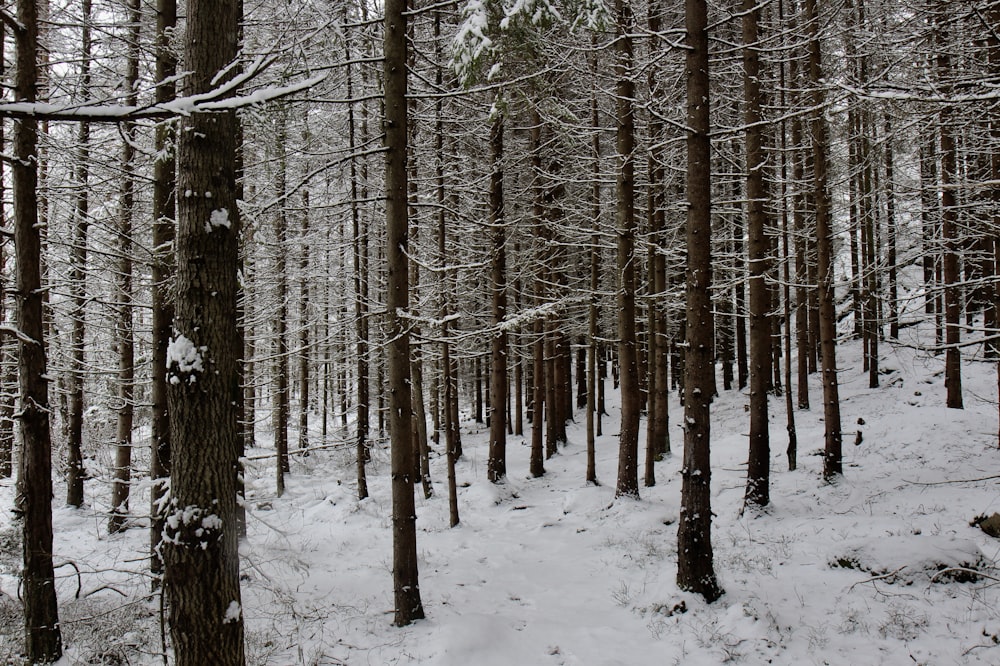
[2,320,1000,665]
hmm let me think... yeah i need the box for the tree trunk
[161,0,247,662]
[488,114,508,483]
[677,0,722,603]
[298,187,311,454]
[614,0,640,500]
[805,0,844,481]
[66,0,93,509]
[385,0,425,624]
[778,0,798,471]
[14,0,63,657]
[743,0,771,510]
[273,115,290,497]
[109,0,141,534]
[937,15,963,409]
[150,0,177,583]
[645,0,669,488]
[346,9,369,499]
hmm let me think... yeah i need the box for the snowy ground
[2,321,1000,665]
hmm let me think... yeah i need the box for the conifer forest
[2,0,1000,663]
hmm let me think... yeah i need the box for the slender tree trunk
[885,114,898,339]
[743,0,771,510]
[677,0,722,603]
[587,46,602,485]
[937,15,963,409]
[487,114,508,483]
[298,186,311,454]
[920,133,938,318]
[385,0,425,624]
[778,0,798,471]
[150,0,177,583]
[346,9,369,498]
[790,35,810,410]
[109,0,141,534]
[14,0,63,657]
[66,0,93,509]
[645,0,669,488]
[273,115,290,497]
[614,0,640,500]
[806,0,844,480]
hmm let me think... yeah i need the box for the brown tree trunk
[677,0,722,602]
[778,0,798,471]
[66,0,92,509]
[645,0,669,489]
[150,0,177,583]
[161,0,246,661]
[385,0,425,624]
[488,114,508,483]
[790,33,810,410]
[614,0,640,500]
[14,0,63,657]
[937,15,963,409]
[273,115,290,497]
[298,187,311,454]
[109,0,141,534]
[806,0,844,480]
[743,0,771,510]
[346,9,369,498]
[885,114,898,340]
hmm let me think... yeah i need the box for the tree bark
[937,13,963,409]
[614,0,640,500]
[805,0,844,480]
[677,0,722,603]
[109,0,141,534]
[743,0,771,509]
[488,114,508,483]
[385,0,425,624]
[273,114,290,497]
[162,0,246,660]
[14,0,63,657]
[66,0,92,509]
[150,0,177,583]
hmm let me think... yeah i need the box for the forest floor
[2,317,1000,665]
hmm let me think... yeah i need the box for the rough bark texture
[385,0,425,625]
[15,0,63,657]
[150,0,177,582]
[345,13,369,499]
[66,0,92,509]
[614,0,640,500]
[108,0,141,535]
[677,0,722,603]
[162,0,246,662]
[937,16,963,410]
[488,114,508,483]
[806,0,844,480]
[743,0,771,509]
[273,116,290,496]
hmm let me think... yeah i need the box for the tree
[385,0,425,625]
[11,0,63,658]
[66,0,93,509]
[613,0,640,500]
[805,0,844,481]
[488,111,508,483]
[936,5,963,410]
[149,0,177,583]
[742,0,772,510]
[161,0,246,660]
[108,0,142,535]
[676,0,722,603]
